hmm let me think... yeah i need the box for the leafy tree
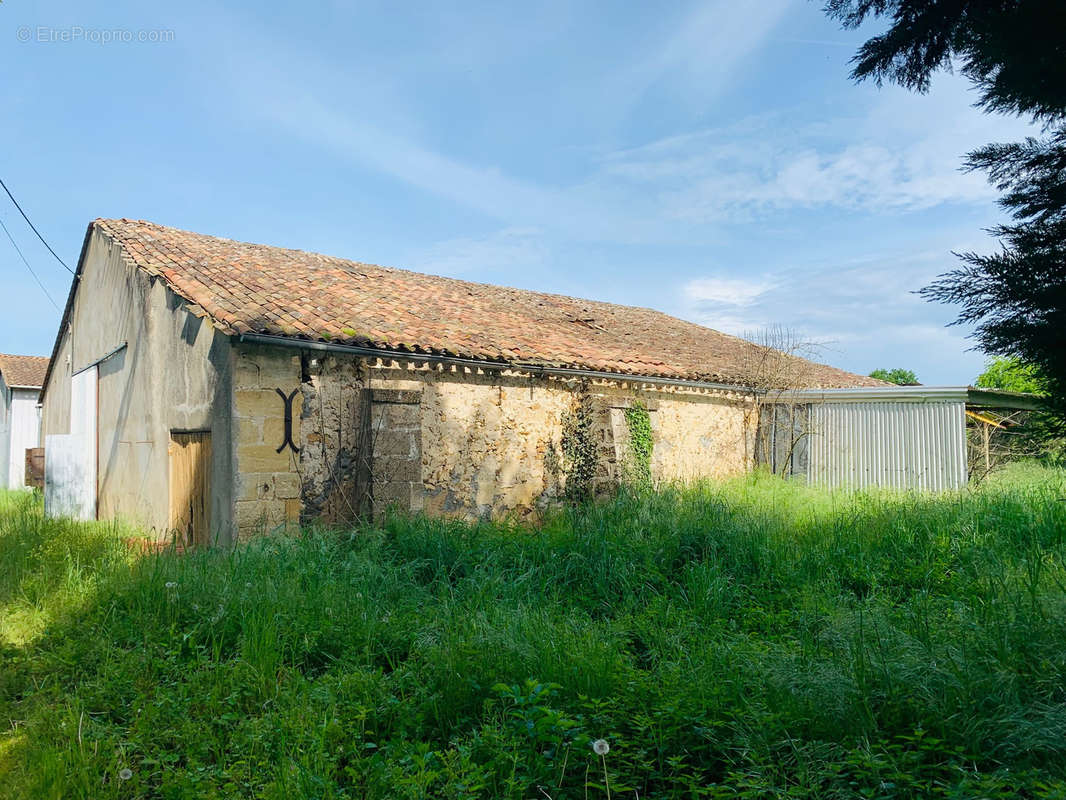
[869,367,919,385]
[974,357,1065,465]
[825,0,1066,425]
[975,356,1046,394]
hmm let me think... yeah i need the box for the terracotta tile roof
[93,218,883,388]
[0,353,50,389]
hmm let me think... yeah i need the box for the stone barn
[39,219,877,544]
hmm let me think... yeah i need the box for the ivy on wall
[560,391,598,501]
[558,393,654,502]
[624,401,653,491]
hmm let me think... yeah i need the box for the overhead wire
[0,214,61,311]
[0,176,74,274]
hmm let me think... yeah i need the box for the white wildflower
[119,768,132,781]
[164,581,177,590]
[592,739,610,756]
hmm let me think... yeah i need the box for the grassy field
[2,467,1066,799]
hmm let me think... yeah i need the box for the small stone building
[0,353,48,489]
[39,219,877,544]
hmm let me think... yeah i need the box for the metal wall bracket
[275,387,301,454]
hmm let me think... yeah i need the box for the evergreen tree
[825,0,1066,425]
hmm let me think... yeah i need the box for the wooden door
[169,432,211,546]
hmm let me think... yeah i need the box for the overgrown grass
[3,465,1066,798]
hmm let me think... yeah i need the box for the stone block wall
[418,368,573,518]
[410,365,752,519]
[232,346,303,540]
[368,388,424,516]
[232,349,431,534]
[228,344,756,536]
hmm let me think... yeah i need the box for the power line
[0,176,74,274]
[0,215,61,311]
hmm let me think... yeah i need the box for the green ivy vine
[560,392,598,501]
[624,401,653,491]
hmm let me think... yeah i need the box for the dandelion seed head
[592,739,610,756]
[119,768,133,781]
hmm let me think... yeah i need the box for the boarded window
[169,431,211,546]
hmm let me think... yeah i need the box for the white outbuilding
[0,353,49,490]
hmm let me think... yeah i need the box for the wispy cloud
[270,93,555,222]
[615,0,794,109]
[210,1,798,243]
[678,234,995,380]
[684,276,775,307]
[601,78,1033,223]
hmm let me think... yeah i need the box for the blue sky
[0,1,1036,383]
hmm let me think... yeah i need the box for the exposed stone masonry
[299,355,367,527]
[231,345,755,537]
[232,346,302,539]
[368,388,424,516]
[592,397,660,494]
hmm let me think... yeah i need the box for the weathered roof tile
[92,218,882,388]
[0,353,50,389]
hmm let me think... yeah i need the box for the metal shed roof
[773,385,1043,410]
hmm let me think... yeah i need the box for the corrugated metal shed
[807,399,967,490]
[765,386,974,491]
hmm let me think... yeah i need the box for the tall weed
[1,464,1065,797]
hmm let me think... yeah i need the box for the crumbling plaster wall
[230,345,756,534]
[653,391,756,482]
[370,361,755,519]
[298,354,368,526]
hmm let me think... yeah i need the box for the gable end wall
[40,229,235,540]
